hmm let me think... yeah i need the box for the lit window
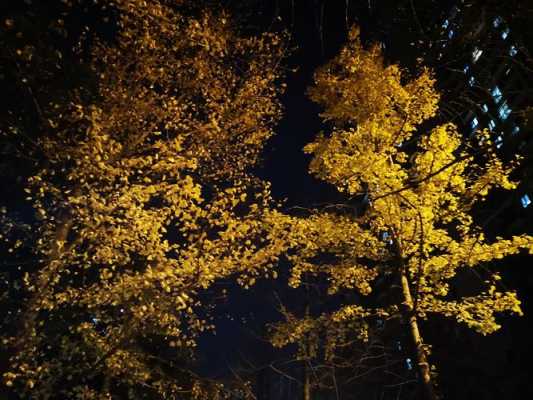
[448,29,455,39]
[493,16,503,28]
[468,76,476,86]
[463,64,470,73]
[495,134,503,148]
[442,19,449,29]
[512,126,520,135]
[488,119,496,131]
[491,86,502,103]
[470,117,479,130]
[502,28,510,40]
[481,104,489,113]
[509,45,518,56]
[381,231,393,245]
[472,47,483,62]
[521,194,531,208]
[497,102,512,120]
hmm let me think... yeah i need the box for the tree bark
[303,362,311,400]
[391,232,438,400]
[400,272,438,400]
[303,303,312,400]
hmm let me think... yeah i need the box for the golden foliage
[3,1,286,398]
[270,27,533,366]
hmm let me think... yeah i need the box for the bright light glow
[521,194,531,208]
[495,134,503,148]
[472,47,483,62]
[502,28,510,40]
[381,231,393,245]
[509,45,517,56]
[491,86,502,103]
[498,102,511,121]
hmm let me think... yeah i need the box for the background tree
[268,27,533,400]
[1,0,288,398]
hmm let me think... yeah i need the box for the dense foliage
[268,27,533,399]
[1,1,287,398]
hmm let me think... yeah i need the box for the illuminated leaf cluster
[270,27,533,367]
[2,1,287,398]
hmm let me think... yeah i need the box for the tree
[1,1,288,398]
[269,27,533,399]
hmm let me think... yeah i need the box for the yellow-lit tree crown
[3,1,287,398]
[270,27,533,380]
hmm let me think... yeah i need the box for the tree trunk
[303,303,312,400]
[392,232,438,400]
[303,362,311,400]
[400,272,438,400]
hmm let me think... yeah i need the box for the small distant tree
[1,1,288,398]
[269,27,533,400]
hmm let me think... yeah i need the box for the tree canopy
[2,1,287,398]
[268,27,533,399]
